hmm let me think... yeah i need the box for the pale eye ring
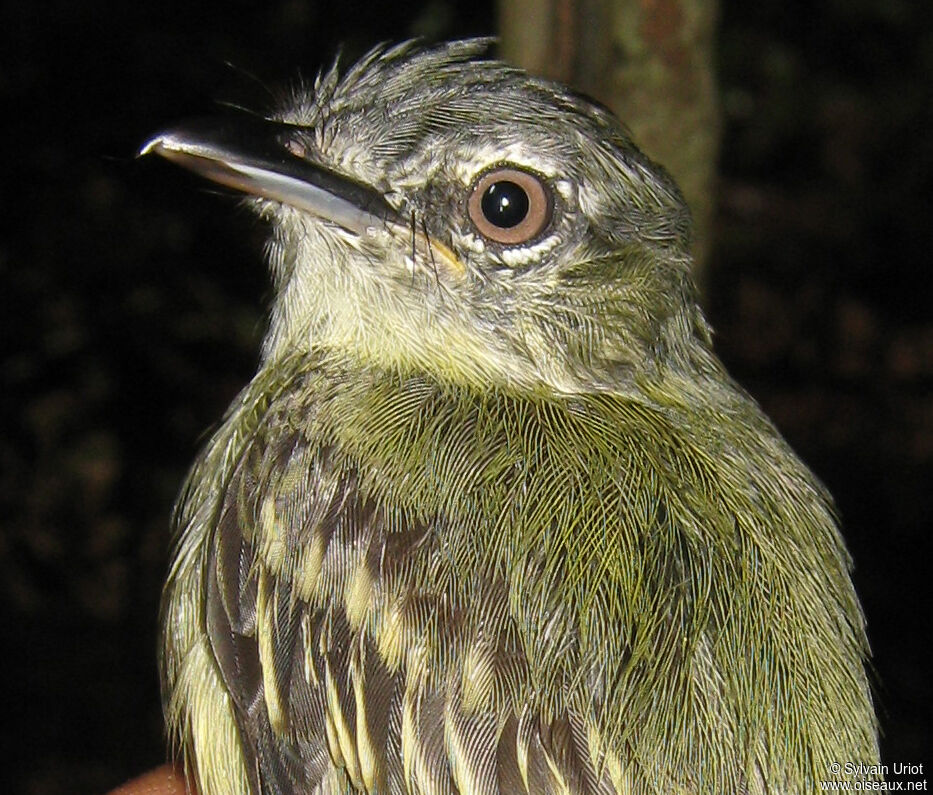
[467,167,552,245]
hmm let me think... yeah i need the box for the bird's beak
[141,115,467,278]
[139,116,406,237]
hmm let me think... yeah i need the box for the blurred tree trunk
[498,0,720,288]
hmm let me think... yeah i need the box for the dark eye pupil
[480,181,529,229]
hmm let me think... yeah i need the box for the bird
[142,39,880,795]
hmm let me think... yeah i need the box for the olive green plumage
[149,40,878,795]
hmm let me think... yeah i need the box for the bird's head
[143,39,710,394]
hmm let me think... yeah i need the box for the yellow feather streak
[172,638,251,795]
[351,648,384,791]
[256,569,287,733]
[325,656,364,788]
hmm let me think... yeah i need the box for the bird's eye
[468,167,552,245]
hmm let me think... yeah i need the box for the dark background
[2,1,930,792]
